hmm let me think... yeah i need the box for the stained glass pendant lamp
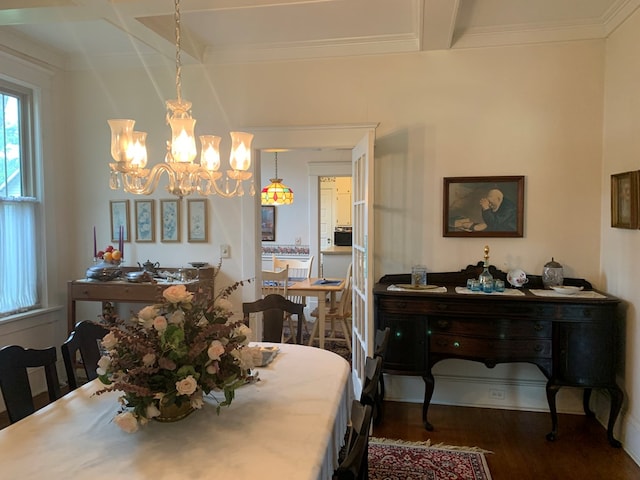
[261,151,294,205]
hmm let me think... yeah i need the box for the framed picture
[109,200,130,242]
[443,176,525,238]
[611,171,638,229]
[187,199,208,242]
[134,200,155,242]
[160,199,180,243]
[261,206,275,241]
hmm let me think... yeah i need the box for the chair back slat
[0,345,60,423]
[243,294,305,342]
[62,320,109,390]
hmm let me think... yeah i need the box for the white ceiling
[1,0,639,70]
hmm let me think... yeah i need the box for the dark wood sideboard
[373,263,623,447]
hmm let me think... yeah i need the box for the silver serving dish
[86,262,122,281]
[125,271,155,283]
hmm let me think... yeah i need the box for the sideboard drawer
[430,334,552,359]
[430,317,552,338]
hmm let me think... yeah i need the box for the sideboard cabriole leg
[607,386,623,448]
[545,381,560,441]
[583,388,595,417]
[422,373,435,431]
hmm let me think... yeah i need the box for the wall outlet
[295,237,302,246]
[489,388,505,400]
[220,244,230,258]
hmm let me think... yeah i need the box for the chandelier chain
[174,0,182,104]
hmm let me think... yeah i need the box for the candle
[121,225,124,258]
[93,226,97,258]
[119,225,123,255]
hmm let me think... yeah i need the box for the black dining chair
[243,294,305,343]
[61,320,109,390]
[0,345,61,424]
[333,400,373,480]
[373,327,391,423]
[360,355,383,422]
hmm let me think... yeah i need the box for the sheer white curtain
[0,197,38,316]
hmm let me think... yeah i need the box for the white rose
[163,284,193,304]
[231,348,255,370]
[138,305,159,328]
[101,332,117,350]
[146,403,161,419]
[176,375,198,396]
[169,309,185,325]
[190,390,204,410]
[114,411,139,433]
[153,315,168,331]
[207,340,225,361]
[214,298,234,312]
[96,355,111,376]
[234,324,252,344]
[142,353,156,367]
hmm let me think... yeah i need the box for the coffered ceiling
[1,0,639,70]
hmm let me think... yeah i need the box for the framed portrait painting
[611,171,638,229]
[261,206,275,241]
[135,200,155,242]
[160,199,180,243]
[187,199,208,243]
[109,200,130,243]
[443,176,525,238]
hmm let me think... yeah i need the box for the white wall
[602,8,640,463]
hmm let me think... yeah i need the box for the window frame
[0,77,41,318]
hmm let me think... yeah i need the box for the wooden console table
[67,267,214,333]
[373,263,623,447]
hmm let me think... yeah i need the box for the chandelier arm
[201,177,245,198]
[115,164,176,196]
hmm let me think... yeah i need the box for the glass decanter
[478,245,493,292]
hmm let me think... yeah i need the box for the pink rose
[153,315,168,331]
[163,284,193,304]
[207,340,225,361]
[176,375,198,396]
[114,411,139,433]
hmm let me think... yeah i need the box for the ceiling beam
[421,0,461,51]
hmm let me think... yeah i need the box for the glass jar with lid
[542,257,563,288]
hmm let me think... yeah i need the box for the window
[0,80,39,317]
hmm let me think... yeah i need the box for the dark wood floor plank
[373,401,640,480]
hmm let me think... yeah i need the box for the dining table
[0,343,352,480]
[288,277,346,349]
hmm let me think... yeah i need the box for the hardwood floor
[373,401,640,480]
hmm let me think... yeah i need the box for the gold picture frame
[187,199,208,242]
[611,171,638,229]
[443,176,525,238]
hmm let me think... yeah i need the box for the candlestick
[121,225,124,259]
[119,225,123,254]
[93,226,97,258]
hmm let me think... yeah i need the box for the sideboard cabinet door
[376,311,428,375]
[553,320,616,386]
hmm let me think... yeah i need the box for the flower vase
[155,401,194,422]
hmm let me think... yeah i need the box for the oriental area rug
[369,437,493,480]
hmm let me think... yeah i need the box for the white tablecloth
[0,343,352,480]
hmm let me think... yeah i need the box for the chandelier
[107,0,254,199]
[261,151,294,205]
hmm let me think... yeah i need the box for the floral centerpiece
[95,278,255,433]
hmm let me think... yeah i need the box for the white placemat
[529,289,606,299]
[387,285,447,293]
[455,286,525,296]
